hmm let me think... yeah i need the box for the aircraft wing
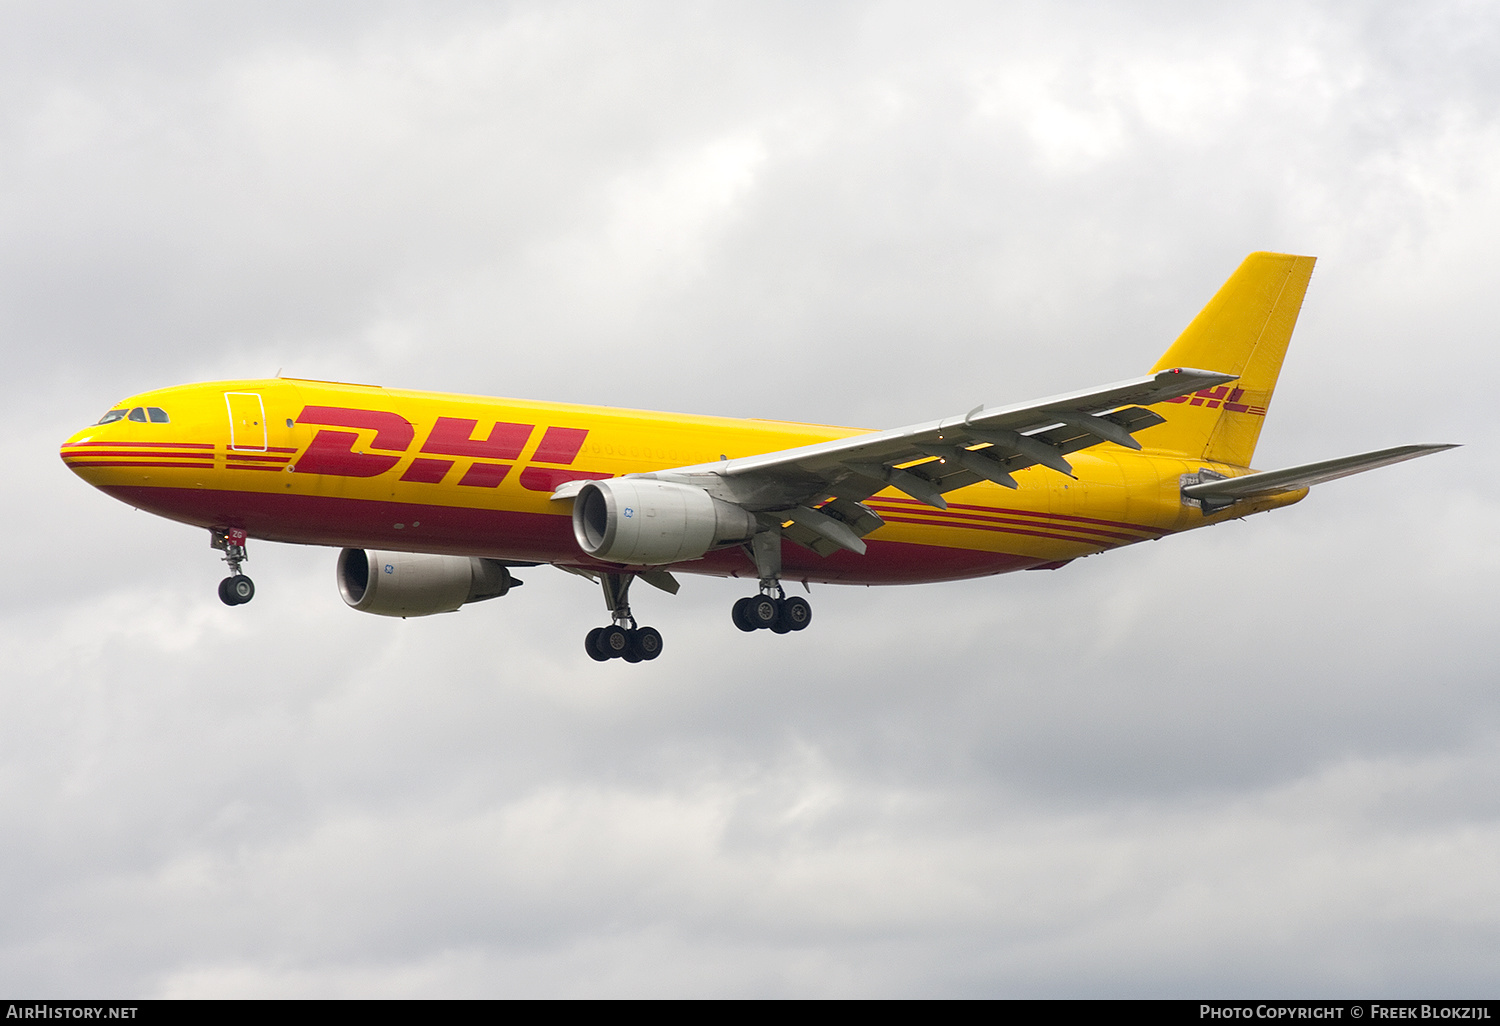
[1181,444,1458,506]
[559,367,1236,557]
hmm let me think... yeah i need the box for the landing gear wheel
[631,626,663,661]
[218,575,254,606]
[733,592,812,634]
[622,629,644,663]
[588,624,663,662]
[600,625,630,659]
[780,595,812,632]
[770,599,793,634]
[747,595,780,630]
[732,596,758,632]
[585,626,609,662]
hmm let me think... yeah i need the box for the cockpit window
[97,406,168,425]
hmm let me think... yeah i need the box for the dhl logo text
[292,406,609,492]
[1163,385,1267,415]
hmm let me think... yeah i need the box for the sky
[1,0,1496,998]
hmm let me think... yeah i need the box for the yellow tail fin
[1140,251,1316,467]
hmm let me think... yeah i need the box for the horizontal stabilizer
[1182,444,1458,503]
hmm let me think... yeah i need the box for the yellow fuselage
[60,378,1301,584]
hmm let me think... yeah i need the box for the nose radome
[60,424,103,482]
[60,424,96,456]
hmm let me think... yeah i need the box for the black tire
[732,596,757,632]
[585,627,609,662]
[781,595,812,632]
[632,626,663,661]
[770,597,793,634]
[220,575,254,605]
[600,625,630,658]
[748,595,780,630]
[621,629,643,662]
[230,576,255,604]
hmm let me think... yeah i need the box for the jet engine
[572,479,758,565]
[337,548,517,617]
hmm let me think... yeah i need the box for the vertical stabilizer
[1141,252,1315,467]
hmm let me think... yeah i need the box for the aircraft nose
[60,425,101,479]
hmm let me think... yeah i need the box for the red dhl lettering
[459,462,511,487]
[289,407,611,488]
[519,426,609,491]
[531,426,589,464]
[1163,386,1259,414]
[294,407,415,477]
[400,417,536,486]
[421,418,533,459]
[400,457,452,483]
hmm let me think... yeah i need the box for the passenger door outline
[225,392,268,452]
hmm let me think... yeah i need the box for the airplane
[60,252,1455,662]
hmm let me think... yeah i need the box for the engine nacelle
[337,549,516,617]
[572,479,758,565]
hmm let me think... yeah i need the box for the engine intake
[337,549,516,617]
[573,479,757,565]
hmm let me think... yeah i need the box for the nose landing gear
[211,527,255,606]
[218,574,255,605]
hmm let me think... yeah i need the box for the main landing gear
[585,572,663,662]
[732,529,812,635]
[732,591,812,634]
[211,527,255,606]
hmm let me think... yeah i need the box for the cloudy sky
[2,0,1496,997]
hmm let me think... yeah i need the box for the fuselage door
[225,392,268,451]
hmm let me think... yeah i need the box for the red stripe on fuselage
[98,485,1050,585]
[222,453,290,463]
[864,503,1143,544]
[67,460,215,469]
[877,512,1110,548]
[62,440,216,449]
[63,450,218,460]
[869,495,1165,536]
